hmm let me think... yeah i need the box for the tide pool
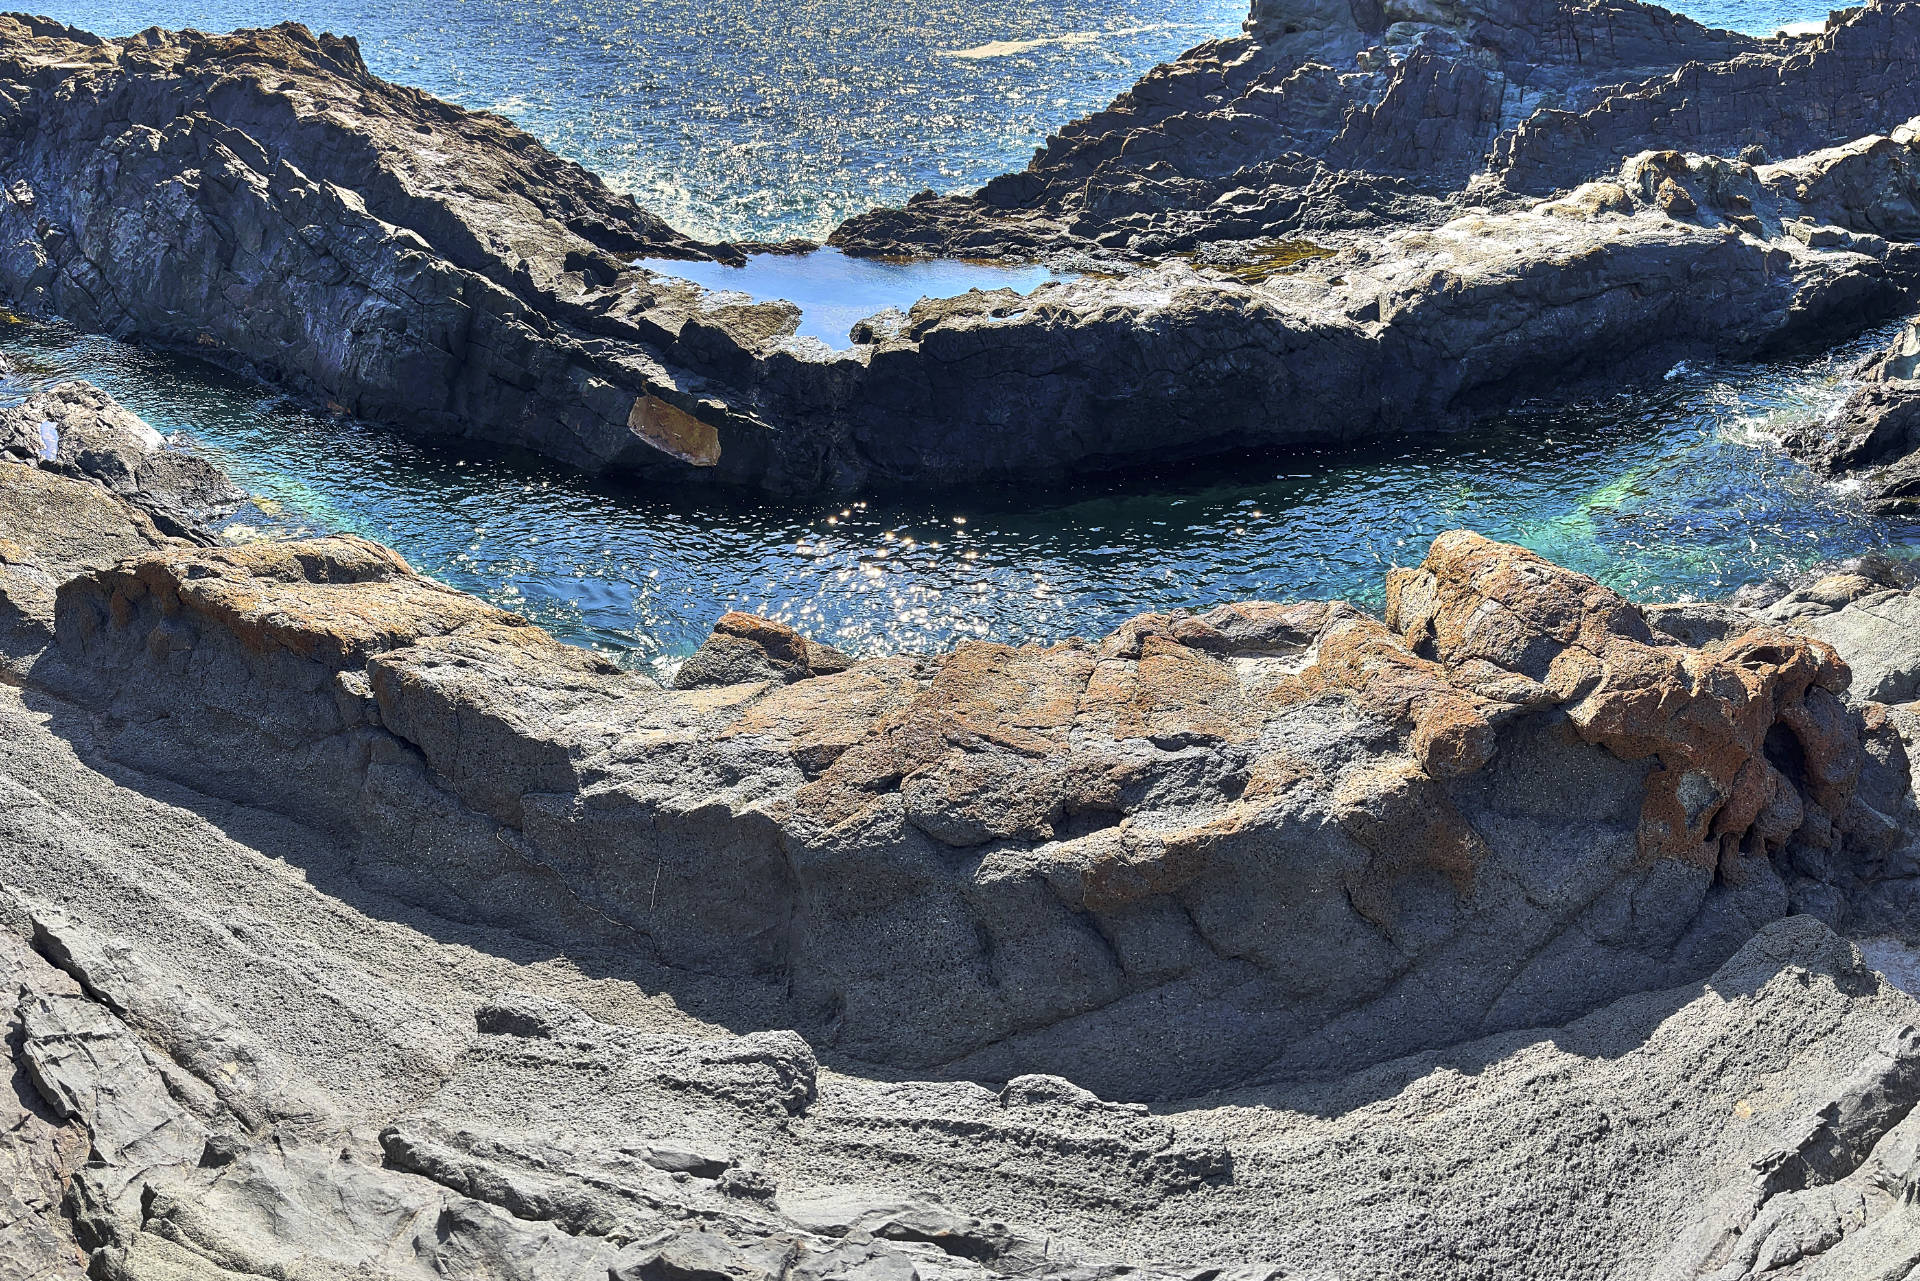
[636,250,1067,345]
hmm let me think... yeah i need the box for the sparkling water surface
[34,0,1250,243]
[6,0,1884,670]
[28,0,1831,242]
[4,319,1909,676]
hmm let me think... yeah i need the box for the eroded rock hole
[1766,720,1809,792]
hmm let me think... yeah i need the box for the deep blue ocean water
[7,0,1890,670]
[36,0,1250,242]
[33,0,1830,241]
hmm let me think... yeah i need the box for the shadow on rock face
[15,431,1919,1101]
[13,389,1920,1276]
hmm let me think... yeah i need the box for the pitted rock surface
[31,495,1920,1098]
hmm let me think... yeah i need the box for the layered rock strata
[12,10,1920,493]
[835,0,1920,259]
[12,387,1920,1274]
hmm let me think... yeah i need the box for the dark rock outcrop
[836,0,1767,259]
[0,382,242,539]
[10,10,1920,494]
[1782,315,1920,511]
[835,0,1920,263]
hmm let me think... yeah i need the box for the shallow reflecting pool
[635,249,1070,346]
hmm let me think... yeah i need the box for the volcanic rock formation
[836,0,1771,257]
[11,7,1920,492]
[11,385,1920,1276]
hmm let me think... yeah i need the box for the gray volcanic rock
[10,12,1920,494]
[4,663,1920,1277]
[834,0,1920,264]
[1767,571,1920,708]
[674,610,855,689]
[1494,2,1920,196]
[0,382,243,538]
[0,435,174,659]
[0,18,745,476]
[12,419,1920,1275]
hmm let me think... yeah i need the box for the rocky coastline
[8,4,1920,492]
[12,0,1920,1276]
[8,374,1920,1276]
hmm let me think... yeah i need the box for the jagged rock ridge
[9,7,1920,493]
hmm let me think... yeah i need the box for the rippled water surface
[32,0,1832,242]
[36,0,1250,243]
[5,320,1912,675]
[11,0,1883,670]
[1681,0,1834,34]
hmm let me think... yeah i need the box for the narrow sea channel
[4,0,1882,674]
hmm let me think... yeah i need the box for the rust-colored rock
[54,535,550,669]
[674,610,855,689]
[42,528,1906,1095]
[1385,531,1857,868]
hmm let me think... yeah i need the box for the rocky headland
[9,371,1920,1277]
[11,0,1920,1276]
[9,4,1920,492]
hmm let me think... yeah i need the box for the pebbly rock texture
[17,407,1920,1275]
[14,9,1920,494]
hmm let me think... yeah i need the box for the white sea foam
[942,24,1183,60]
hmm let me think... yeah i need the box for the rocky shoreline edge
[9,380,1920,1276]
[7,3,1920,494]
[12,0,1920,1274]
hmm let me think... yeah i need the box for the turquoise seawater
[7,0,1888,669]
[3,320,1909,675]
